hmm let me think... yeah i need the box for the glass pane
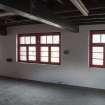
[20,37,25,44]
[20,47,26,52]
[20,51,26,56]
[92,34,100,43]
[92,59,103,65]
[51,47,59,51]
[41,47,48,51]
[29,51,36,56]
[92,53,103,59]
[53,35,59,44]
[101,34,105,43]
[47,36,52,44]
[41,57,48,62]
[92,47,103,52]
[51,52,59,57]
[26,36,30,44]
[29,47,36,52]
[31,36,36,44]
[29,56,36,60]
[20,56,26,61]
[51,57,59,63]
[41,52,48,57]
[41,36,46,44]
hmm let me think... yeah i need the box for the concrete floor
[0,77,105,105]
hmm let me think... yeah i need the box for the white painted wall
[0,24,105,89]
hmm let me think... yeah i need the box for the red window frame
[17,32,61,65]
[89,31,105,68]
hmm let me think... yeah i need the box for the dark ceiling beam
[54,7,105,14]
[75,20,105,24]
[6,17,40,27]
[59,12,105,19]
[71,20,105,24]
[6,21,36,27]
[55,10,79,14]
[0,0,79,32]
[80,21,105,25]
[66,17,105,22]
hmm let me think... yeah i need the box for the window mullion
[36,34,40,63]
[18,46,20,62]
[27,46,29,63]
[49,46,51,63]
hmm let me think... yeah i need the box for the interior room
[0,0,105,105]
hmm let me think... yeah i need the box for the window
[17,32,61,65]
[89,31,105,68]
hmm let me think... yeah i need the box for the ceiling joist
[54,7,105,15]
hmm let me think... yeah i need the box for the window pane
[29,51,36,56]
[53,35,59,44]
[92,53,103,59]
[20,47,26,52]
[41,47,48,51]
[20,56,26,61]
[51,52,59,57]
[51,47,59,51]
[29,56,36,60]
[41,36,46,44]
[20,51,26,56]
[29,47,36,52]
[51,57,59,63]
[92,59,103,65]
[41,57,48,62]
[47,36,52,44]
[31,36,36,44]
[92,47,103,52]
[26,36,30,44]
[101,34,105,43]
[20,37,25,44]
[41,52,48,57]
[92,34,100,43]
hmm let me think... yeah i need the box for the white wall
[0,24,105,89]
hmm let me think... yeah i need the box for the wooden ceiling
[0,0,105,27]
[48,0,105,25]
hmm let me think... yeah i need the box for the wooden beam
[70,0,89,16]
[59,12,105,19]
[80,21,105,25]
[54,7,105,14]
[66,17,105,22]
